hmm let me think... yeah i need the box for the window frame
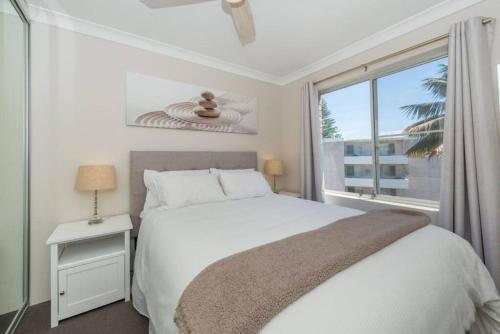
[319,47,448,208]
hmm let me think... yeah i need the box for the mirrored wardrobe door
[0,0,29,333]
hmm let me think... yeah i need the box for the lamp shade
[264,159,285,176]
[75,165,116,191]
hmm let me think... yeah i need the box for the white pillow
[142,169,209,212]
[156,173,227,209]
[142,190,159,215]
[143,170,161,212]
[210,168,255,176]
[219,171,272,199]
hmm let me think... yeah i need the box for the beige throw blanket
[175,209,430,334]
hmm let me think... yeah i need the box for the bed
[130,151,500,334]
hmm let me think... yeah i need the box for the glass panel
[376,57,447,201]
[0,0,28,331]
[321,81,374,195]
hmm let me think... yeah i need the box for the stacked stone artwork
[193,91,221,118]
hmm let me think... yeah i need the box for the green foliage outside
[401,64,447,158]
[320,98,342,139]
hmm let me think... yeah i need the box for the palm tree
[400,64,447,158]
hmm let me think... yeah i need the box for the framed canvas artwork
[126,72,258,134]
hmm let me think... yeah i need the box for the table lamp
[264,159,284,193]
[75,165,116,225]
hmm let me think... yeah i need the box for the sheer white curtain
[300,82,324,202]
[438,17,500,287]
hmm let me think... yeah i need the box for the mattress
[132,194,500,334]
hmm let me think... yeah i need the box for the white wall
[30,22,285,305]
[279,0,500,195]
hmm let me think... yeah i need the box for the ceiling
[27,0,477,83]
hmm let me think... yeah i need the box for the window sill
[324,190,439,212]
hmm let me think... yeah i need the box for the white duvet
[132,195,500,334]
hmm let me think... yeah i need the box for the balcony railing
[345,174,371,179]
[344,152,371,157]
[344,152,402,157]
[344,177,409,189]
[344,155,408,165]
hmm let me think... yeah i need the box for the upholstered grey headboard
[129,151,258,237]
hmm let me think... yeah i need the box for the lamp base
[88,190,103,225]
[88,215,103,225]
[272,175,280,193]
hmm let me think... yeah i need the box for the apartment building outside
[323,136,441,201]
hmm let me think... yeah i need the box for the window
[320,81,373,195]
[320,56,447,202]
[380,143,395,155]
[345,145,354,155]
[345,165,354,177]
[381,165,396,177]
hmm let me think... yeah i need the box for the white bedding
[132,195,500,334]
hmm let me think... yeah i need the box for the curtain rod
[314,17,494,85]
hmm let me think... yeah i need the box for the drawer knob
[59,291,65,296]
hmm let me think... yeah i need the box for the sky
[322,57,448,140]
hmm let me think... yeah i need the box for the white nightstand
[46,214,132,328]
[278,191,301,198]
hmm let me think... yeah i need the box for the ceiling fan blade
[226,0,255,44]
[141,0,214,9]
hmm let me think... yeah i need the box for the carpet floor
[14,301,148,334]
[0,310,16,333]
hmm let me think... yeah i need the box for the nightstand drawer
[58,255,125,320]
